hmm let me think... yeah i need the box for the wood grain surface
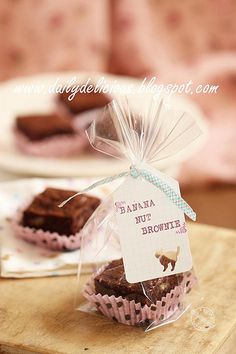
[0,223,236,354]
[182,185,236,229]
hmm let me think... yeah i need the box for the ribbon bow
[59,166,196,221]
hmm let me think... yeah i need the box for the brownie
[58,86,111,114]
[95,110,119,141]
[95,110,142,142]
[94,258,183,306]
[22,188,100,236]
[16,114,74,141]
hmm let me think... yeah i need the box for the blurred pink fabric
[0,0,236,187]
[0,0,110,79]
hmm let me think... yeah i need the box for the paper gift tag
[113,171,193,283]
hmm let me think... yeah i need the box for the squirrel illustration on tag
[155,246,180,272]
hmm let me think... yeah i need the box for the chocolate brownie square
[58,86,111,114]
[95,111,142,142]
[22,188,100,236]
[95,110,118,141]
[16,114,74,141]
[94,258,183,306]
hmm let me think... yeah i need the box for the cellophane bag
[75,97,202,331]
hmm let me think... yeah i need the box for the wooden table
[182,185,236,230]
[0,223,236,354]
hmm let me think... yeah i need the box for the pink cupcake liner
[13,129,88,157]
[12,207,89,252]
[84,265,197,327]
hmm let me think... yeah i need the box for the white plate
[0,71,206,177]
[0,177,119,278]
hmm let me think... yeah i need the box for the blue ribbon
[130,167,196,221]
[59,166,196,221]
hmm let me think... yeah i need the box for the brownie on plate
[22,188,100,236]
[16,113,74,141]
[58,86,111,114]
[94,258,183,306]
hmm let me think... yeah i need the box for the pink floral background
[0,0,236,187]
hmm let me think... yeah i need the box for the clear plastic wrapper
[74,97,202,331]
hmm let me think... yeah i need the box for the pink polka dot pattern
[0,0,235,81]
[0,0,235,187]
[0,0,110,80]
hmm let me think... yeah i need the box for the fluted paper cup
[84,265,197,326]
[12,208,89,251]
